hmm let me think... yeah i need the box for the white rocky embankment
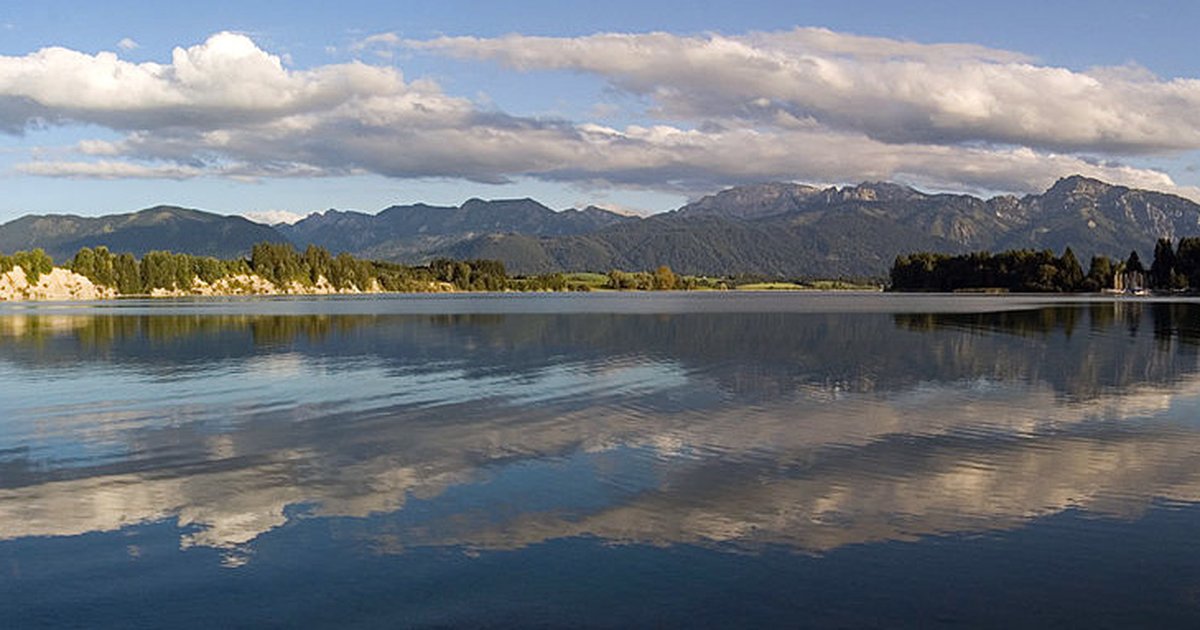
[0,266,117,301]
[0,265,450,301]
[149,274,384,297]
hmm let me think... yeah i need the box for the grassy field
[563,272,611,290]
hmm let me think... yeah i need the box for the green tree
[172,253,195,289]
[303,245,333,284]
[1058,247,1084,292]
[114,253,142,294]
[71,247,98,280]
[12,248,54,283]
[251,242,306,287]
[193,256,227,284]
[1177,237,1200,289]
[1125,250,1145,274]
[652,265,677,290]
[1149,238,1177,290]
[607,270,635,290]
[140,251,178,290]
[92,246,117,287]
[1083,255,1115,292]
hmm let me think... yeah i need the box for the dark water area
[2,293,1200,628]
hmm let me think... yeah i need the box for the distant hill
[0,206,287,263]
[279,198,634,261]
[4,176,1198,278]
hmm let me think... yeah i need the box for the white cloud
[0,31,417,130]
[76,139,123,155]
[581,201,647,217]
[117,37,139,51]
[16,158,327,181]
[350,32,402,59]
[242,209,307,225]
[352,32,401,50]
[16,160,205,179]
[3,30,1199,204]
[409,28,1200,154]
[48,119,1195,201]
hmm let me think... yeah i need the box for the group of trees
[4,242,701,296]
[5,243,451,295]
[1148,237,1200,291]
[0,248,54,283]
[72,247,162,294]
[606,266,704,290]
[249,242,395,290]
[69,246,254,294]
[891,238,1200,293]
[890,248,1139,293]
[427,257,510,291]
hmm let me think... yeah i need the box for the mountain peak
[838,182,923,202]
[1046,175,1114,197]
[678,182,823,220]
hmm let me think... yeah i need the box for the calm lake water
[2,292,1200,628]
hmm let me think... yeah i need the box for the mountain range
[3,175,1198,278]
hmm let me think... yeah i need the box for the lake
[2,292,1200,628]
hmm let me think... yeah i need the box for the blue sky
[0,0,1198,223]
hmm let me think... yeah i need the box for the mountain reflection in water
[2,296,1199,568]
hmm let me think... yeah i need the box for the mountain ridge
[3,176,1198,278]
[0,205,287,263]
[439,176,1200,276]
[278,197,635,261]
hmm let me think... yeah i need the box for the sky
[1,0,1199,224]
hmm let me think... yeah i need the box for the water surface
[2,293,1200,628]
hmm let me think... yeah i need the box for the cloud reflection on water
[1,298,1198,562]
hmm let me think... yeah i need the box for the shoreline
[0,263,883,302]
[6,265,1194,305]
[0,265,459,303]
[3,288,1196,308]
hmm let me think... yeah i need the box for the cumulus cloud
[0,31,416,130]
[410,27,1200,154]
[117,37,139,51]
[3,30,1199,203]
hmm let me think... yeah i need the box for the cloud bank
[5,29,1200,202]
[413,28,1200,154]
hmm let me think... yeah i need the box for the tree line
[891,238,1200,293]
[1,242,700,294]
[605,266,709,291]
